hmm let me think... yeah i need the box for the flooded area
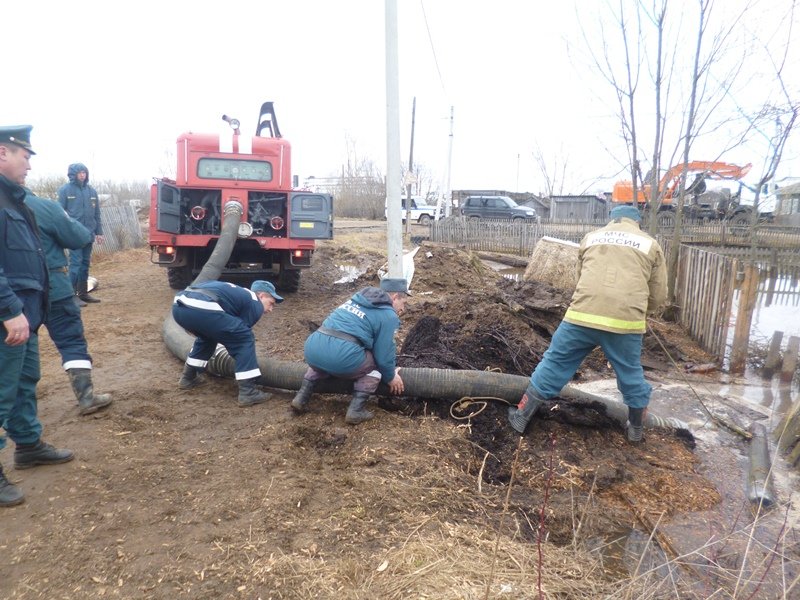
[575,375,800,591]
[481,253,800,587]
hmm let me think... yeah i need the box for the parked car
[460,195,539,221]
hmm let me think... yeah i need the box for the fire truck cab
[149,102,333,292]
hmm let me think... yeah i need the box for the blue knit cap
[610,205,642,222]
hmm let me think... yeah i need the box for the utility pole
[405,97,416,236]
[438,106,454,218]
[384,0,403,281]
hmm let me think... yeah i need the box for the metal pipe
[747,422,777,507]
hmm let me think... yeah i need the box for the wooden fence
[674,246,738,359]
[94,205,145,254]
[430,217,800,365]
[430,217,800,256]
[430,218,597,254]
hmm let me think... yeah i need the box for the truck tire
[167,266,192,290]
[418,214,432,225]
[278,269,301,293]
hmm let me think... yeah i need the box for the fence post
[781,336,800,383]
[729,262,760,374]
[763,331,785,379]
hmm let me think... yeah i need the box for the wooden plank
[730,263,760,374]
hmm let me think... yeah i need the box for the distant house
[775,182,800,226]
[451,189,550,219]
[549,195,609,222]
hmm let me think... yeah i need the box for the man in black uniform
[172,280,283,407]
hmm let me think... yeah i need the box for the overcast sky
[5,0,799,196]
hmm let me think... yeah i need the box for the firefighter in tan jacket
[508,205,667,442]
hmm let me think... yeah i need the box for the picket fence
[93,205,145,254]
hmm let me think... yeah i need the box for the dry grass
[523,237,580,291]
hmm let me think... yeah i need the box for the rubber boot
[238,378,271,407]
[290,379,316,413]
[627,407,645,443]
[178,364,206,390]
[507,384,545,434]
[78,280,100,303]
[68,368,113,415]
[14,440,74,470]
[345,391,374,425]
[0,464,24,507]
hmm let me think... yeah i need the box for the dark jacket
[0,175,49,330]
[174,281,264,326]
[303,287,401,383]
[57,163,102,236]
[25,192,93,302]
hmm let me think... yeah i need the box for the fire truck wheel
[277,269,301,293]
[167,266,193,290]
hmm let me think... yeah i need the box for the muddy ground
[0,223,792,599]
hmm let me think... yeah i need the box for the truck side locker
[156,181,182,234]
[288,193,334,240]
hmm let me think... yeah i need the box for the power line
[420,0,448,101]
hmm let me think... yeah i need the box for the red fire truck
[149,102,333,292]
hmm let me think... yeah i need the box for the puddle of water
[572,375,800,580]
[482,259,525,281]
[587,528,672,580]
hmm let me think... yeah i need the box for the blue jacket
[57,163,102,236]
[25,192,93,302]
[0,175,49,330]
[304,287,401,383]
[174,281,264,326]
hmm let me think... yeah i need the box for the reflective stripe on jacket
[563,217,667,335]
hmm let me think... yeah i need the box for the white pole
[385,0,403,279]
[444,106,454,217]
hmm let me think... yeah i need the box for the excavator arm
[612,160,752,205]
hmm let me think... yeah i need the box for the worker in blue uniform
[25,191,113,416]
[57,162,103,305]
[291,277,408,424]
[0,125,74,508]
[172,280,283,407]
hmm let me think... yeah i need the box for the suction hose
[161,202,691,438]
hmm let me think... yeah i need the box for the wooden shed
[549,195,609,222]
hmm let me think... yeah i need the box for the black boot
[508,384,545,434]
[68,368,112,415]
[0,464,24,507]
[345,391,374,424]
[14,440,74,470]
[627,407,645,443]
[74,292,87,308]
[238,378,271,407]
[178,364,206,390]
[290,379,316,412]
[78,280,100,303]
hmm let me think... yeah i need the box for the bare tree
[333,136,386,219]
[740,2,799,236]
[532,144,568,197]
